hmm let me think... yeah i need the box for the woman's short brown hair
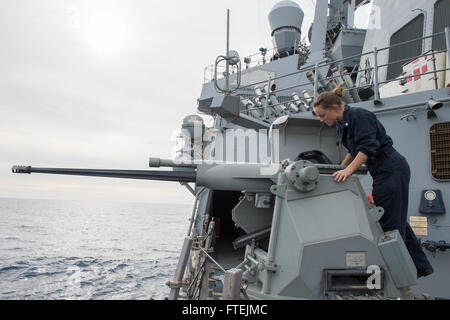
[313,86,344,109]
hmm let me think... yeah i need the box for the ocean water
[0,198,192,300]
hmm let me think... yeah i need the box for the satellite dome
[268,1,304,56]
[268,0,304,35]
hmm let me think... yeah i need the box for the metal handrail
[378,67,450,86]
[239,64,318,90]
[241,60,450,114]
[376,48,448,70]
[204,46,283,83]
[205,29,448,89]
[210,27,450,119]
[375,31,445,53]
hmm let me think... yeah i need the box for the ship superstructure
[171,0,450,300]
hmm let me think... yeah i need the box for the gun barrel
[11,166,196,183]
[11,161,367,192]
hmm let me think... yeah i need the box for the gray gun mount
[12,158,420,299]
[236,163,418,300]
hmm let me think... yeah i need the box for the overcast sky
[0,0,370,204]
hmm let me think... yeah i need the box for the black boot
[417,266,434,279]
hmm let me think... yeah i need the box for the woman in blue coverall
[313,86,433,278]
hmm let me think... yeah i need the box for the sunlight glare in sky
[83,10,132,56]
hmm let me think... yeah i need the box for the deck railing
[204,27,450,115]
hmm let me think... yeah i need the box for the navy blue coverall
[336,105,432,275]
